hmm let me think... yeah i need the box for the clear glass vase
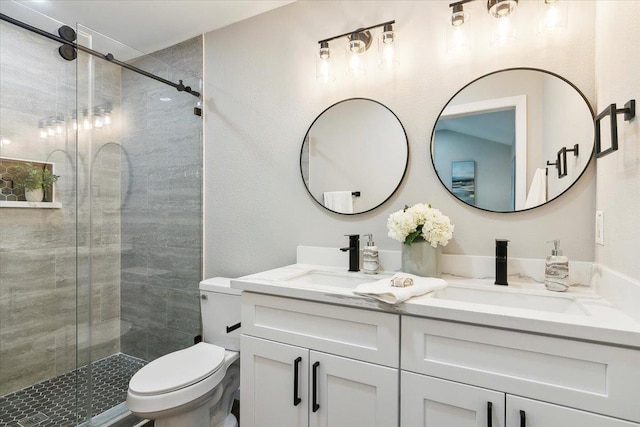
[401,238,441,277]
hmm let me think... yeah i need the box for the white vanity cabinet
[401,372,506,427]
[401,315,640,426]
[240,292,400,427]
[401,373,639,427]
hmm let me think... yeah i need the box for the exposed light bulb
[47,124,55,136]
[316,41,334,83]
[94,116,103,129]
[40,128,48,139]
[55,120,63,135]
[103,111,111,125]
[378,24,399,69]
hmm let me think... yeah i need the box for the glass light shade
[490,13,517,46]
[446,13,472,53]
[346,49,365,76]
[94,116,103,128]
[0,137,10,146]
[82,112,92,130]
[55,120,64,134]
[378,30,399,69]
[316,47,334,83]
[538,0,568,34]
[103,111,112,125]
[39,128,47,139]
[348,38,365,54]
[71,119,78,131]
[450,10,469,27]
[488,0,518,18]
[47,123,55,136]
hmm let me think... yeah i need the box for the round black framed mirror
[300,98,409,215]
[430,68,594,213]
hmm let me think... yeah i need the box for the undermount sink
[283,270,381,289]
[431,286,589,316]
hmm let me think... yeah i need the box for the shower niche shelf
[0,156,62,209]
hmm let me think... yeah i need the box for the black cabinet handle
[312,361,320,412]
[293,357,302,406]
[226,322,241,333]
[487,402,492,427]
[520,410,526,427]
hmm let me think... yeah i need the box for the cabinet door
[241,335,309,427]
[309,351,398,427]
[402,372,505,427]
[507,395,640,427]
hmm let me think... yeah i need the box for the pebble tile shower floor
[0,353,146,427]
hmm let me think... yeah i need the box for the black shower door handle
[520,410,526,427]
[487,402,492,427]
[293,357,302,406]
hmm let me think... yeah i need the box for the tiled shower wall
[119,36,203,361]
[0,21,122,395]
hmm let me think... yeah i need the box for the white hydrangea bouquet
[387,203,454,247]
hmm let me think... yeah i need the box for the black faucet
[495,239,509,286]
[340,234,360,272]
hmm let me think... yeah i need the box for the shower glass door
[0,3,202,425]
[75,23,203,426]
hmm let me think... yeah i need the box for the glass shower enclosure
[0,4,203,426]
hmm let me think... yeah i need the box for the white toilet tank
[199,277,241,351]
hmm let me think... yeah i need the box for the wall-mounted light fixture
[446,0,567,51]
[38,102,113,140]
[38,116,64,139]
[316,20,397,82]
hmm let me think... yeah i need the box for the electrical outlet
[595,211,604,245]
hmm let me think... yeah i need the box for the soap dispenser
[545,240,569,292]
[362,234,379,275]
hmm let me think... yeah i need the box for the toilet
[126,277,241,427]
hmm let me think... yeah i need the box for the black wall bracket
[558,144,579,178]
[595,99,636,159]
[546,159,559,177]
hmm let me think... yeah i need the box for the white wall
[203,0,597,278]
[594,1,640,281]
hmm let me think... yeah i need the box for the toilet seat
[129,343,226,396]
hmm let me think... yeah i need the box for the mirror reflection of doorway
[434,105,520,211]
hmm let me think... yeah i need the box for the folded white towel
[323,191,353,214]
[354,273,448,305]
[524,168,547,209]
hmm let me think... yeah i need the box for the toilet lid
[129,342,226,396]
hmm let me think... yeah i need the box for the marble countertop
[231,263,640,349]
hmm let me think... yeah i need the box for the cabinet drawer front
[402,316,640,422]
[401,372,505,427]
[507,395,640,427]
[242,292,399,367]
